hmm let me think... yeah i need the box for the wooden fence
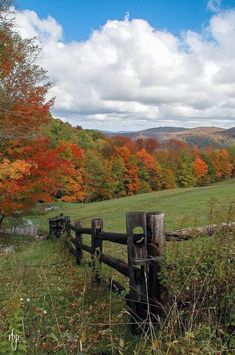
[49,212,234,333]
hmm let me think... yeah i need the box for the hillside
[121,126,188,138]
[225,126,235,137]
[113,126,235,147]
[166,126,228,147]
[32,178,235,233]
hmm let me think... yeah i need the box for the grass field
[0,180,234,354]
[30,178,235,233]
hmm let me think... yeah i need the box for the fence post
[91,218,103,282]
[75,220,83,265]
[49,218,52,236]
[66,217,71,236]
[146,212,166,318]
[55,216,59,237]
[64,217,71,248]
[126,212,148,333]
[50,217,57,237]
[60,213,64,234]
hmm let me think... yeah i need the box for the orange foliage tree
[114,146,140,195]
[0,139,72,220]
[0,5,73,223]
[136,148,163,192]
[57,141,86,202]
[193,157,208,184]
[206,148,233,180]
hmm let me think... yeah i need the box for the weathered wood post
[75,220,83,265]
[64,217,71,248]
[91,218,103,282]
[49,217,52,236]
[51,217,57,237]
[146,211,166,317]
[126,212,148,333]
[58,213,64,237]
[66,217,71,236]
[54,216,59,237]
[64,216,69,233]
[49,217,56,237]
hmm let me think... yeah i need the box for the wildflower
[26,298,30,303]
[43,310,47,314]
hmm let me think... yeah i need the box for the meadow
[31,178,235,232]
[0,179,234,354]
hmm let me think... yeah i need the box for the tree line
[45,118,235,203]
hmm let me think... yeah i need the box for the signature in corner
[8,329,20,351]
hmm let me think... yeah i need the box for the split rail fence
[49,212,234,332]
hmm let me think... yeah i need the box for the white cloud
[13,8,235,130]
[207,0,222,13]
[13,9,63,43]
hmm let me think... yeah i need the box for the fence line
[49,212,234,333]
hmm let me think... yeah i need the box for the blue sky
[17,0,235,42]
[14,0,235,130]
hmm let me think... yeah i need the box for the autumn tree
[0,1,52,144]
[135,137,159,153]
[205,148,233,181]
[136,148,163,192]
[193,157,208,185]
[109,135,136,153]
[161,169,176,189]
[0,158,32,220]
[228,145,235,177]
[0,139,72,221]
[83,150,113,201]
[114,146,140,195]
[0,1,14,72]
[55,141,85,202]
[0,2,68,223]
[0,37,52,141]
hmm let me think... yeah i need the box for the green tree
[83,150,113,201]
[110,157,127,197]
[177,151,196,187]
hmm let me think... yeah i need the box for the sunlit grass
[30,178,235,233]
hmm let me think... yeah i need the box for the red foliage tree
[0,139,72,218]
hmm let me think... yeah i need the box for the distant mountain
[104,126,235,148]
[225,127,235,137]
[101,130,130,136]
[104,126,188,137]
[122,126,188,137]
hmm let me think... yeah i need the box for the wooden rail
[49,212,234,333]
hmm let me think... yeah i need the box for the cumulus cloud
[13,8,235,130]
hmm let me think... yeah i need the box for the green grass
[1,232,234,353]
[30,178,235,233]
[0,180,234,353]
[0,237,129,354]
